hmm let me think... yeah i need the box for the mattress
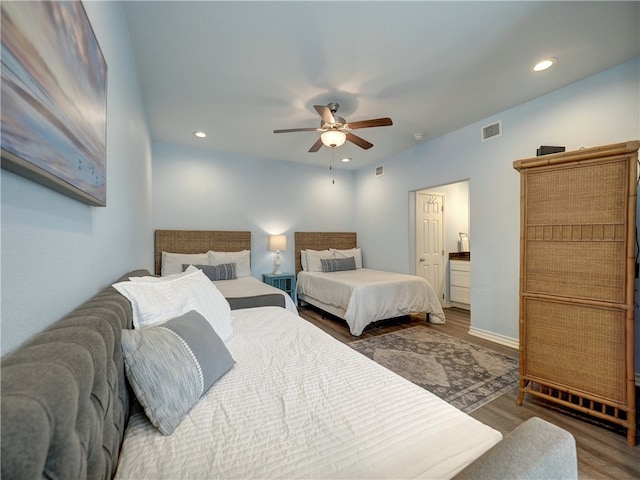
[297,268,445,336]
[213,276,298,313]
[115,307,501,479]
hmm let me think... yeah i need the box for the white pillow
[208,250,251,277]
[331,248,363,269]
[300,250,308,271]
[305,249,334,272]
[113,268,233,342]
[130,265,198,282]
[161,251,209,276]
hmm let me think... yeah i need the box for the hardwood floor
[298,305,640,479]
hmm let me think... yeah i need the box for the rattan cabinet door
[513,141,638,446]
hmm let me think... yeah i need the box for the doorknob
[419,258,425,262]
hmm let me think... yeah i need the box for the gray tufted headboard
[1,269,149,479]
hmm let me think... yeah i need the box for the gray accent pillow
[183,263,237,280]
[121,310,234,435]
[320,256,357,272]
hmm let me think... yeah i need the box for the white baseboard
[467,326,519,350]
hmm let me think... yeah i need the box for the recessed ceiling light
[413,132,424,141]
[193,131,207,138]
[341,157,351,163]
[532,58,556,72]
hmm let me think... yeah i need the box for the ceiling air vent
[481,121,502,142]
[375,166,384,177]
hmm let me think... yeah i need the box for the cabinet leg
[515,379,527,406]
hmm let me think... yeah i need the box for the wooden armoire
[513,141,638,445]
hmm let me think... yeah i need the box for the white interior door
[416,192,444,304]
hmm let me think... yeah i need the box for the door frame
[410,179,471,308]
[415,190,445,305]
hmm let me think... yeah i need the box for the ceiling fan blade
[308,137,324,152]
[273,127,321,133]
[346,132,373,150]
[314,105,336,125]
[347,117,393,129]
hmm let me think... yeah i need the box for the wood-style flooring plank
[297,305,640,479]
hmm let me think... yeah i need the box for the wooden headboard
[154,230,251,275]
[294,232,357,274]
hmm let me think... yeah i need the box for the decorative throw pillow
[121,310,235,435]
[320,256,357,272]
[184,263,237,281]
[331,248,363,269]
[208,250,251,277]
[161,251,209,276]
[113,268,233,342]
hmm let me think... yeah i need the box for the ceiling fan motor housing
[322,116,346,129]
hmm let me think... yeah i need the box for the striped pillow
[184,263,236,280]
[121,310,234,435]
[320,256,357,272]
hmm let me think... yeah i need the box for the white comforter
[115,307,500,479]
[297,268,445,335]
[213,276,298,313]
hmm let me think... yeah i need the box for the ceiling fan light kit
[321,130,346,148]
[273,102,393,153]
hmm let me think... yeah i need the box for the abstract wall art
[1,1,107,206]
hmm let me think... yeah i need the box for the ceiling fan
[273,103,393,152]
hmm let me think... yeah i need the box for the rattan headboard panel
[294,232,357,274]
[154,230,251,275]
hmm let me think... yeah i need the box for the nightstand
[262,272,296,303]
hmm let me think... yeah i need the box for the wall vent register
[481,121,502,141]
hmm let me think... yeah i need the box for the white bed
[115,306,501,479]
[295,232,445,336]
[154,230,297,314]
[213,276,297,314]
[298,268,445,336]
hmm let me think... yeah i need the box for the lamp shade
[321,130,346,148]
[268,235,287,251]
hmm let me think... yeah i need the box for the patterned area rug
[349,327,519,413]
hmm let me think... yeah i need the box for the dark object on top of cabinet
[536,145,565,156]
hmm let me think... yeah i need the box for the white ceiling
[123,1,639,170]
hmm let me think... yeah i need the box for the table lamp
[268,235,287,274]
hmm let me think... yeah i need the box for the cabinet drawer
[450,270,470,287]
[450,260,471,272]
[451,285,471,304]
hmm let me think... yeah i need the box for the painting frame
[1,1,108,207]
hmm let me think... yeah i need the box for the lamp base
[273,250,282,275]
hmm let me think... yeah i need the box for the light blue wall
[354,57,640,358]
[152,142,356,276]
[1,2,153,355]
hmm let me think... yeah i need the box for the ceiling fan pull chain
[331,148,335,184]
